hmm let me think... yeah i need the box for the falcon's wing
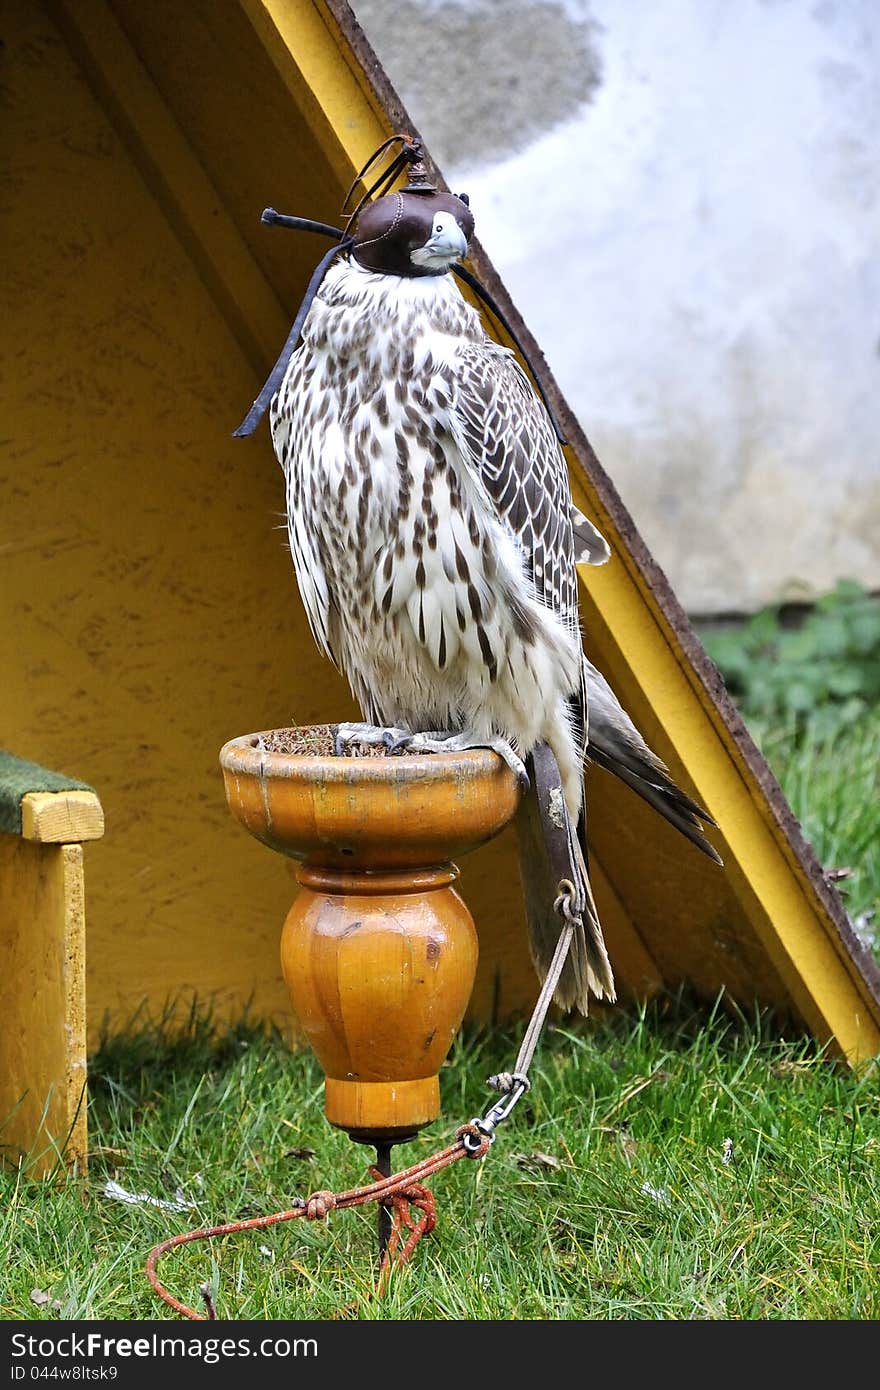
[445,338,606,770]
[446,340,617,1008]
[446,341,608,634]
[448,335,722,877]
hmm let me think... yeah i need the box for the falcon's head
[351,190,475,279]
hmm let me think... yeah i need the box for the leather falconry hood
[351,188,475,277]
[349,143,474,277]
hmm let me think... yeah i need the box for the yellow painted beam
[239,0,394,187]
[0,838,88,1175]
[573,545,880,1063]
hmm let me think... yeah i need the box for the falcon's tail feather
[514,747,615,1016]
[584,658,723,866]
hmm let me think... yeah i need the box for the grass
[3,996,880,1322]
[696,581,880,959]
[748,705,879,952]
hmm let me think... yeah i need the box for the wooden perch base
[285,861,477,1139]
[220,728,522,1141]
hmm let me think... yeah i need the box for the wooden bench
[0,752,104,1176]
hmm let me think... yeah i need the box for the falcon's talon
[403,730,530,789]
[483,737,530,790]
[383,731,415,754]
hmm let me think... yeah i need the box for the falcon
[258,156,720,1015]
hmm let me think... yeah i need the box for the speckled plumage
[271,258,602,822]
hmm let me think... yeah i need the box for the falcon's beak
[410,220,469,271]
[427,222,468,261]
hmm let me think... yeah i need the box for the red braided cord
[370,1169,438,1296]
[145,1124,489,1319]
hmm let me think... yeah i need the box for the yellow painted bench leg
[0,757,101,1178]
[0,836,88,1176]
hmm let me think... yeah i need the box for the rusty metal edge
[318,0,880,1013]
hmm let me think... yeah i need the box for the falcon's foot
[330,723,529,790]
[330,722,412,757]
[399,729,530,791]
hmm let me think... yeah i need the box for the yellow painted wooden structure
[0,770,102,1175]
[2,0,879,1174]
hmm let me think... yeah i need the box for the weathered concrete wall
[353,0,880,614]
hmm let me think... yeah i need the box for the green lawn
[4,994,879,1321]
[748,705,879,944]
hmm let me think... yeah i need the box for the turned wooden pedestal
[219,728,521,1145]
[284,860,476,1140]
